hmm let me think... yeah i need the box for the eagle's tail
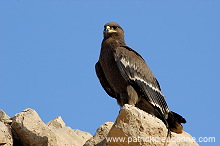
[167,111,186,134]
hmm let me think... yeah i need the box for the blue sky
[0,1,219,145]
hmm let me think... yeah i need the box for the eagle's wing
[95,61,117,99]
[114,46,170,117]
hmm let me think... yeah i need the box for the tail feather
[171,111,186,123]
[167,111,186,134]
[136,98,186,134]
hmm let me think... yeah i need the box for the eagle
[95,22,186,134]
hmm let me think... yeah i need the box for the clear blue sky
[0,1,219,145]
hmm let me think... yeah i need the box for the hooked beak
[104,26,117,33]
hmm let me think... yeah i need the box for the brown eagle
[95,22,186,134]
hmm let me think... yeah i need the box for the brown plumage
[95,22,186,134]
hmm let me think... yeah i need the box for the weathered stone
[0,110,12,124]
[84,122,114,146]
[47,116,92,146]
[47,116,66,128]
[105,104,198,146]
[0,105,197,146]
[11,108,58,146]
[0,121,13,146]
[11,108,92,146]
[73,129,94,144]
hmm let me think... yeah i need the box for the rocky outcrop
[0,110,13,146]
[84,122,114,146]
[0,109,92,146]
[85,104,198,146]
[0,121,13,146]
[0,105,198,146]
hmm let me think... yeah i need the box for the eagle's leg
[126,85,139,106]
[117,85,139,107]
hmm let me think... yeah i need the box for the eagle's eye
[112,26,118,30]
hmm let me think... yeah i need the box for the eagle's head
[103,22,124,39]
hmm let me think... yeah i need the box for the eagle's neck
[102,35,126,50]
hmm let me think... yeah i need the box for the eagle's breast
[99,41,128,93]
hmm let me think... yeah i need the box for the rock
[84,122,114,146]
[73,129,93,144]
[0,105,197,146]
[0,121,13,146]
[11,108,58,145]
[47,116,66,128]
[11,108,92,146]
[105,104,198,146]
[0,110,12,124]
[47,116,92,145]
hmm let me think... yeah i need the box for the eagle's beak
[105,26,117,33]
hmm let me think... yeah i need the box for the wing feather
[95,61,117,99]
[115,46,170,117]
